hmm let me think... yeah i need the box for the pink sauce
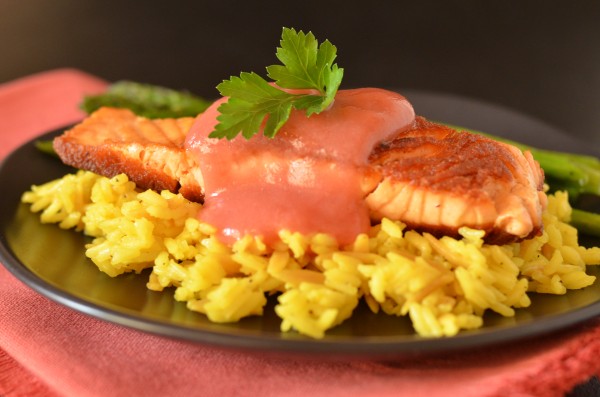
[185,88,415,245]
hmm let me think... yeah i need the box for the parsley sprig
[209,27,344,140]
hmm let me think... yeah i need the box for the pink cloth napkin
[1,69,600,397]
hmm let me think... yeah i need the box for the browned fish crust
[367,117,546,244]
[53,108,204,202]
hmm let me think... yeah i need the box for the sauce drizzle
[185,88,415,245]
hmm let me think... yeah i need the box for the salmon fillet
[53,107,204,202]
[53,108,546,244]
[366,117,546,244]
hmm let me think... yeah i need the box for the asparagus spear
[446,124,600,199]
[34,140,59,157]
[571,209,600,237]
[80,81,211,118]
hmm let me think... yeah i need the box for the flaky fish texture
[53,108,546,244]
[53,107,203,202]
[366,117,546,244]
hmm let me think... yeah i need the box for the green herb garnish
[209,27,344,140]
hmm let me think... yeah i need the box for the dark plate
[1,91,599,358]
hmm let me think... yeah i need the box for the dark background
[1,0,599,147]
[1,2,599,394]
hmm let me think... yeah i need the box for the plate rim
[4,230,600,357]
[1,96,600,358]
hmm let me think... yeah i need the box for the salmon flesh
[53,108,546,244]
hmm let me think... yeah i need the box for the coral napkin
[1,69,600,397]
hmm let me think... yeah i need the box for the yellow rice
[22,171,600,338]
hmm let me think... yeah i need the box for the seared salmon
[53,107,546,244]
[53,107,204,202]
[366,117,546,244]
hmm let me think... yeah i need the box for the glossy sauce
[185,88,415,245]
